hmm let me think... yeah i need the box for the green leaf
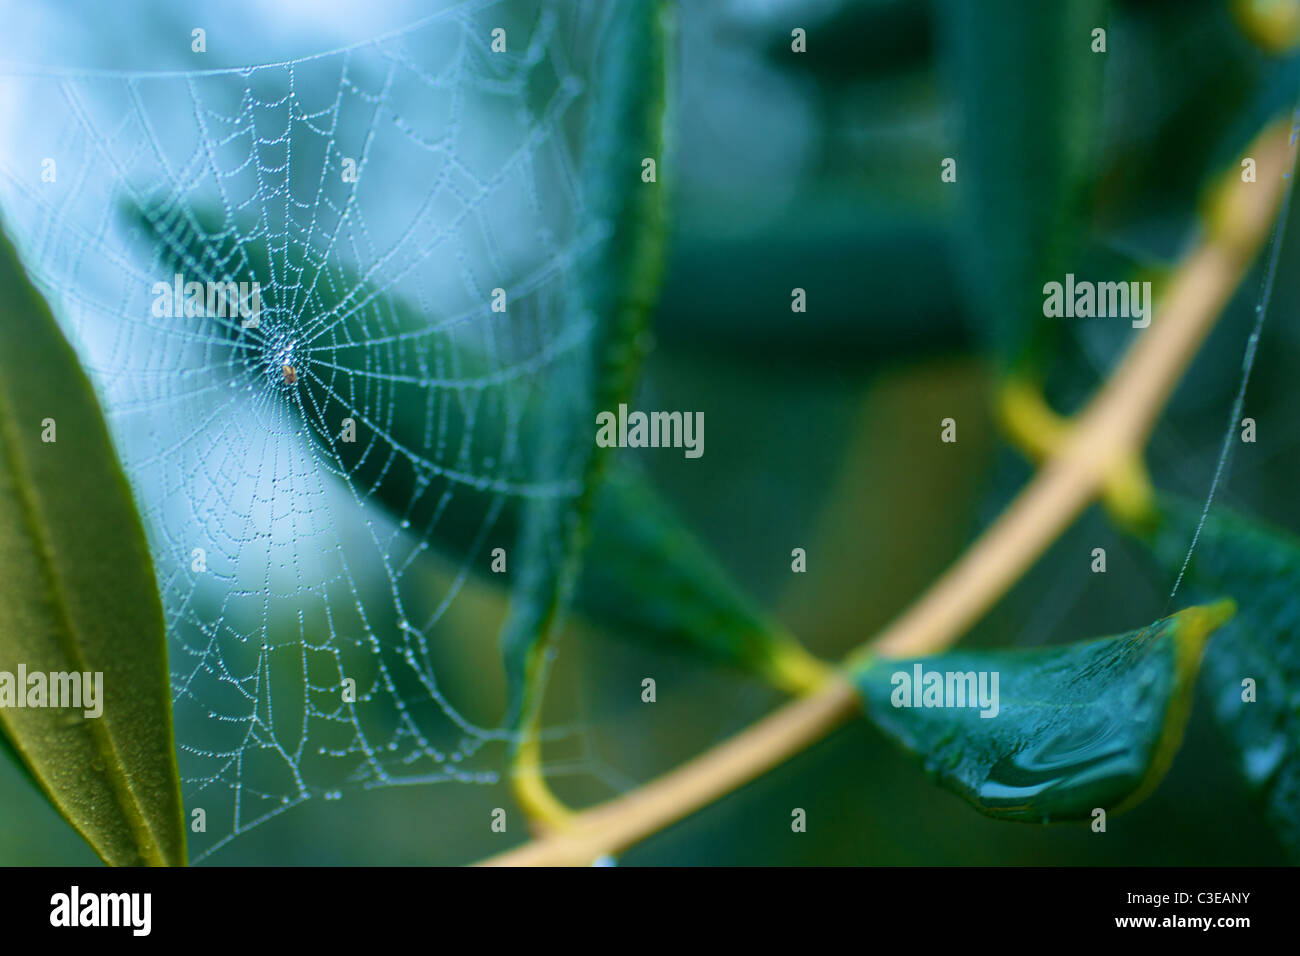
[1148,497,1300,857]
[939,0,1108,368]
[578,464,824,693]
[498,0,670,729]
[850,602,1233,822]
[0,222,186,866]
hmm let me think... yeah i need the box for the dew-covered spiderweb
[0,0,630,861]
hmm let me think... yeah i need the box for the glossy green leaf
[0,222,186,866]
[939,0,1108,369]
[1149,497,1300,857]
[851,602,1233,822]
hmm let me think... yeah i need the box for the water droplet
[979,717,1136,817]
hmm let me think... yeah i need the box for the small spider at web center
[282,364,297,385]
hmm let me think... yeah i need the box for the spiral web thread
[0,0,632,862]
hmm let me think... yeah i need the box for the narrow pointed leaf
[578,464,824,692]
[498,0,670,728]
[1149,497,1300,857]
[940,0,1107,368]
[0,223,186,866]
[851,603,1232,822]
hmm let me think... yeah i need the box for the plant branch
[478,117,1296,867]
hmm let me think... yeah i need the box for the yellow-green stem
[481,116,1295,868]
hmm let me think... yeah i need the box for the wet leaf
[851,602,1233,822]
[1149,497,1300,857]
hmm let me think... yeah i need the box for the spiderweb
[0,0,625,862]
[1163,122,1297,605]
[1018,101,1300,647]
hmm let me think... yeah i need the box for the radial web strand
[0,1,621,862]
